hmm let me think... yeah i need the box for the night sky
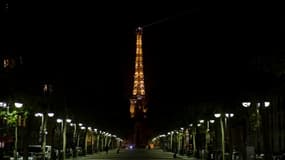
[4,3,285,137]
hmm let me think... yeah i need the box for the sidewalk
[163,151,200,160]
[176,154,200,160]
[66,149,118,160]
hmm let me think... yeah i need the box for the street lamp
[35,112,54,160]
[64,118,72,160]
[56,118,63,123]
[214,113,234,160]
[56,118,72,160]
[242,101,271,159]
[214,113,225,160]
[197,119,215,160]
[14,102,23,108]
[79,126,88,155]
[189,123,197,157]
[13,102,23,160]
[1,101,24,160]
[87,127,93,154]
[77,123,83,150]
[48,113,54,117]
[205,119,215,159]
[242,102,251,108]
[0,102,7,108]
[70,123,78,157]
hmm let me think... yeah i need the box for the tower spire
[130,27,147,118]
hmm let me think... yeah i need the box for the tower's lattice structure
[130,27,147,120]
[129,27,149,147]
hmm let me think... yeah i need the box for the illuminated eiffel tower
[129,27,149,147]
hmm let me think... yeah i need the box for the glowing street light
[66,119,72,123]
[14,102,23,108]
[225,113,234,118]
[48,113,54,117]
[57,119,63,123]
[242,102,251,108]
[264,101,270,108]
[214,113,221,118]
[35,113,43,117]
[0,102,7,107]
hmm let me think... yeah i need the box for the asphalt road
[68,148,177,160]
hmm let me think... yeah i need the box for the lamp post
[179,127,184,155]
[98,130,103,152]
[35,112,54,160]
[79,126,86,155]
[168,131,174,152]
[56,118,63,159]
[192,124,197,157]
[77,123,83,150]
[198,119,215,160]
[189,123,197,157]
[214,113,234,160]
[70,123,77,157]
[64,118,71,160]
[57,118,71,160]
[93,128,98,153]
[87,127,92,154]
[1,102,24,160]
[0,102,24,160]
[214,113,225,160]
[225,113,234,160]
[93,129,99,153]
[13,102,23,160]
[242,101,270,160]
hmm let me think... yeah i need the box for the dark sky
[4,2,285,137]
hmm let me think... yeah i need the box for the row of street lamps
[1,101,123,160]
[33,112,122,160]
[153,101,270,160]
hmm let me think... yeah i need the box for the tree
[0,110,28,127]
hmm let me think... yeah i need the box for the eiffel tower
[129,27,149,148]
